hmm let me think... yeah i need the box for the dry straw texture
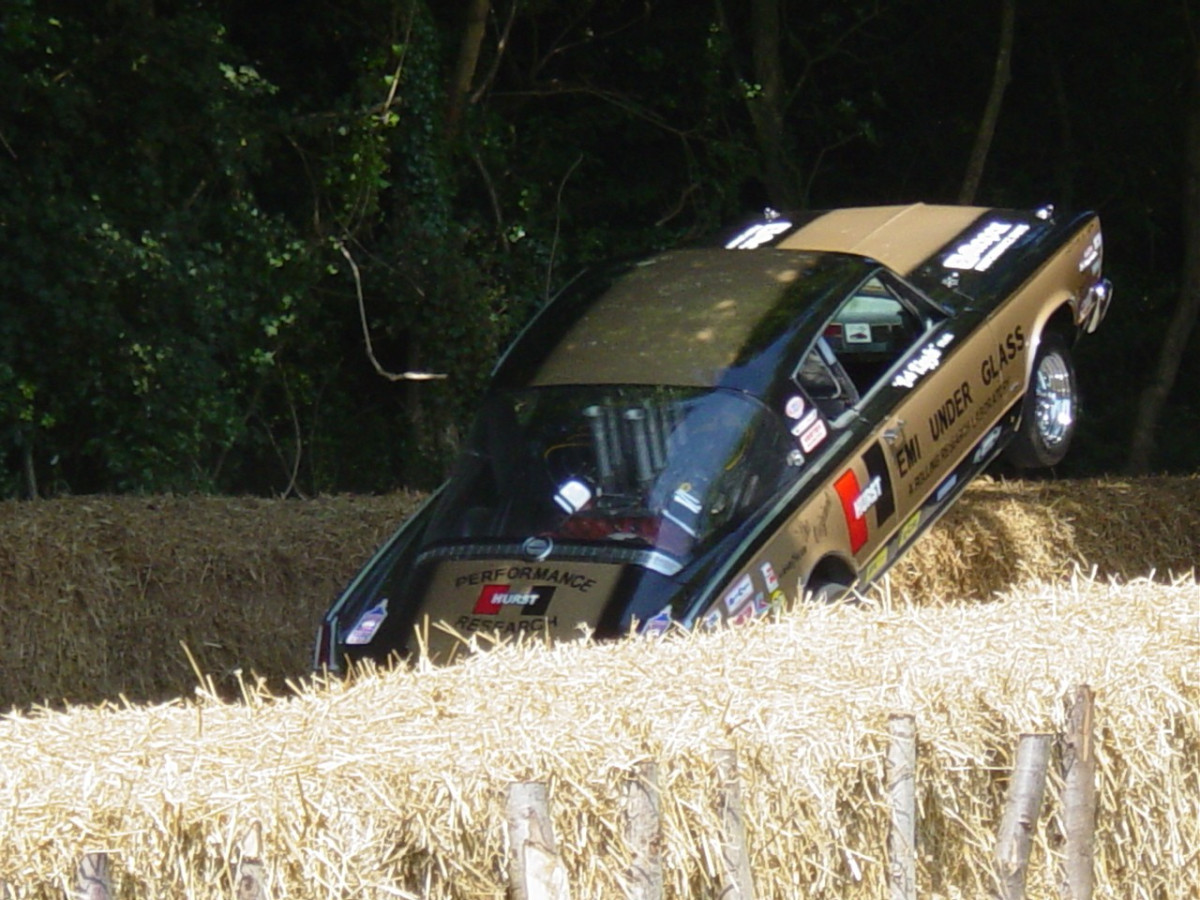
[0,576,1196,898]
[0,492,425,710]
[0,478,1197,898]
[1,476,1198,711]
[0,578,1195,900]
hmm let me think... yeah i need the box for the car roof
[775,204,990,275]
[494,248,877,397]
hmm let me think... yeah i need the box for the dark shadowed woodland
[2,0,1198,497]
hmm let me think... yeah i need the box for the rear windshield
[422,385,799,562]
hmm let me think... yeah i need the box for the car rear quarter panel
[991,214,1103,359]
[692,212,1104,622]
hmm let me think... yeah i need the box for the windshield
[423,385,799,562]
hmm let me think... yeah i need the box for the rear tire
[1006,331,1078,469]
[804,580,851,604]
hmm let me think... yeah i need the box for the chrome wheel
[1005,331,1078,469]
[1033,350,1075,450]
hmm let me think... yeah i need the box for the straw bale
[884,474,1200,601]
[2,477,1198,714]
[0,574,1195,898]
[0,493,424,711]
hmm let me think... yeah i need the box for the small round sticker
[785,395,806,419]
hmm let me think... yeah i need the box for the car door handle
[883,420,906,444]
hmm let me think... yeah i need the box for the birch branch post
[506,781,571,900]
[714,747,755,900]
[994,733,1053,900]
[234,822,270,900]
[1059,685,1097,899]
[624,761,664,900]
[887,714,918,900]
[75,851,111,900]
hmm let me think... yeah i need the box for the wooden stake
[506,781,570,900]
[624,761,664,900]
[887,714,918,900]
[1059,685,1097,900]
[714,748,755,900]
[994,733,1053,900]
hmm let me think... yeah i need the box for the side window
[795,337,859,420]
[820,275,927,398]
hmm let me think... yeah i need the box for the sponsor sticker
[892,332,954,389]
[455,615,558,635]
[785,395,806,419]
[853,475,884,520]
[799,419,828,453]
[973,425,1003,464]
[346,600,388,645]
[760,561,780,594]
[722,573,755,613]
[732,600,757,626]
[935,473,958,503]
[455,566,596,592]
[845,323,872,343]
[725,220,793,250]
[1078,233,1102,272]
[791,409,819,437]
[834,470,870,553]
[474,584,555,616]
[943,221,1030,272]
[863,548,889,582]
[834,442,896,554]
[643,605,673,637]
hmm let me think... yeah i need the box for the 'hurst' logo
[473,584,556,616]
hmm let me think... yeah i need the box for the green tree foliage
[0,0,1196,496]
[0,0,319,493]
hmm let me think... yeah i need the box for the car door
[804,270,1011,577]
[684,269,1013,620]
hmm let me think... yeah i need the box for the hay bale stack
[0,477,1196,711]
[0,493,424,710]
[0,575,1195,898]
[886,475,1200,599]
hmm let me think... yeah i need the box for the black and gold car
[314,203,1111,668]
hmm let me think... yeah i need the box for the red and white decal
[474,584,556,616]
[845,323,872,343]
[834,442,896,554]
[834,470,870,553]
[760,561,780,594]
[800,419,828,453]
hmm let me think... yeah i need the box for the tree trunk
[1127,48,1200,472]
[958,0,1016,204]
[445,0,491,140]
[21,437,37,500]
[746,0,801,209]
